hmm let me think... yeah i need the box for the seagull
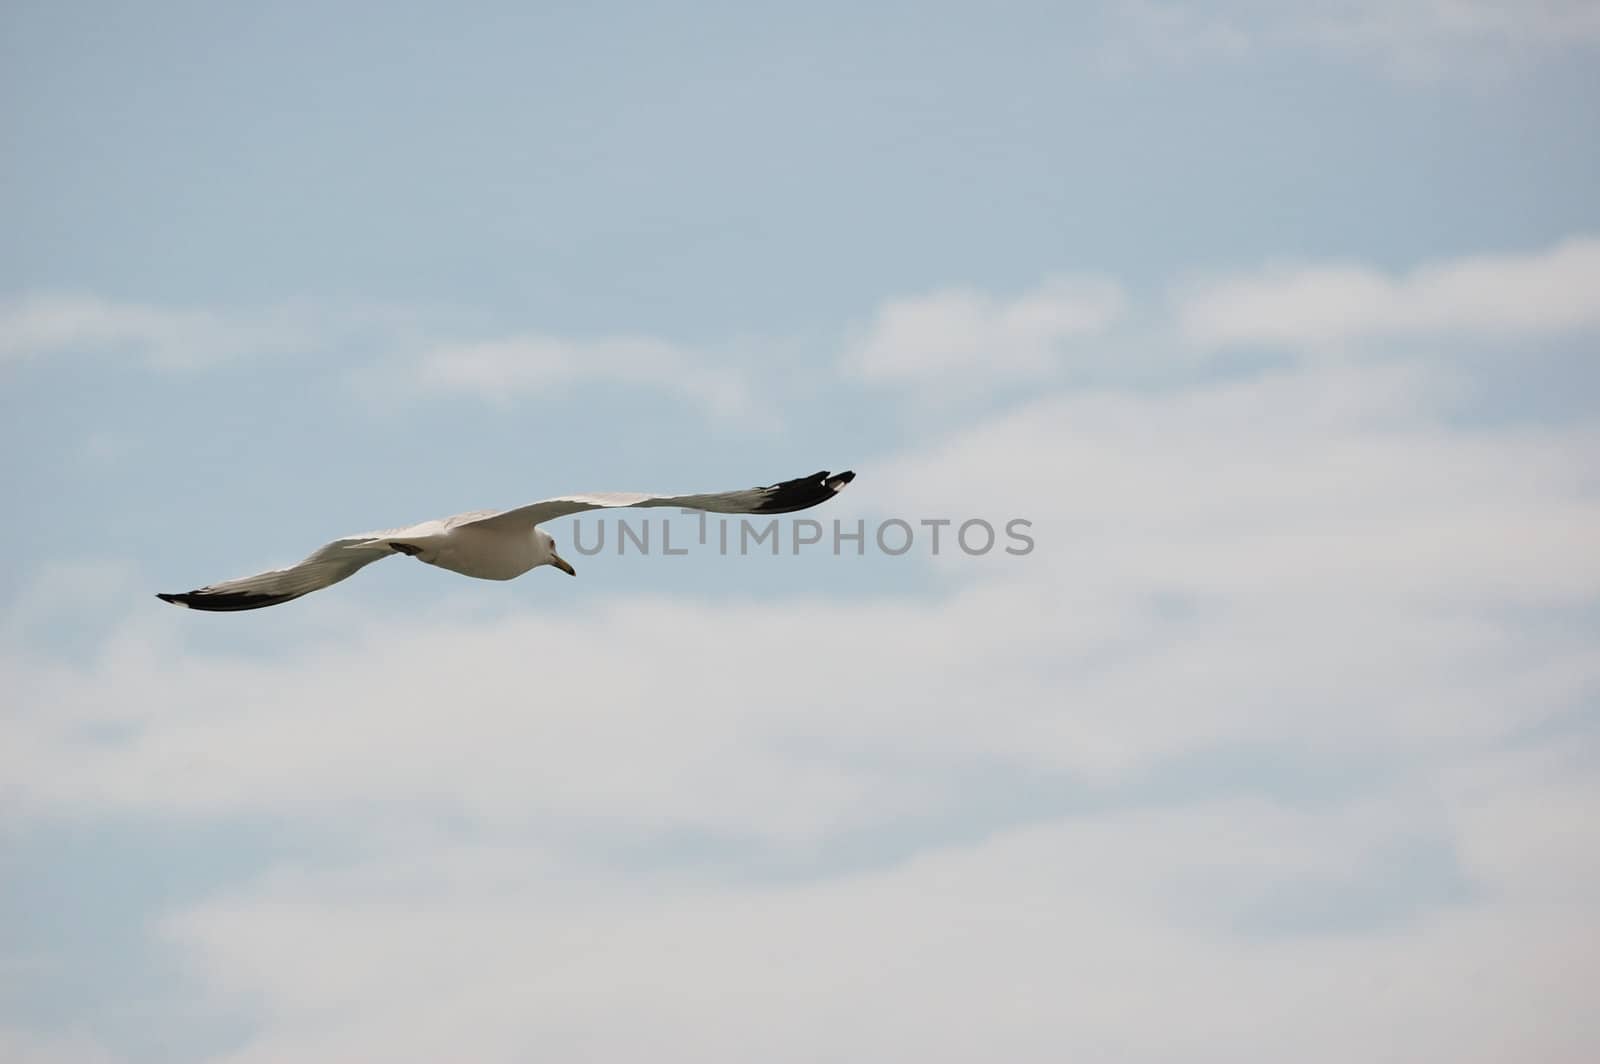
[156,468,856,612]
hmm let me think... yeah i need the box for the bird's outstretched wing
[154,522,444,612]
[450,469,856,534]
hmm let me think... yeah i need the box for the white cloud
[0,290,757,418]
[0,293,311,369]
[157,777,1597,1064]
[0,1029,122,1064]
[7,240,1600,1060]
[408,333,754,420]
[7,358,1597,822]
[844,236,1600,385]
[0,559,142,649]
[1111,0,1600,76]
[841,276,1126,388]
[1176,235,1600,351]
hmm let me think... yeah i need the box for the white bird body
[410,524,546,581]
[157,469,855,612]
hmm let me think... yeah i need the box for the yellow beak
[550,553,576,576]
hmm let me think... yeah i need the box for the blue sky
[3,2,1598,1061]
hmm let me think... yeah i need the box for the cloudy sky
[3,2,1598,1061]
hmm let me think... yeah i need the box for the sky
[2,1,1598,1060]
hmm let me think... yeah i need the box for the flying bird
[156,468,856,612]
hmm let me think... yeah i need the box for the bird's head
[536,528,576,576]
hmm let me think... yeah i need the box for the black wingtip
[154,590,299,612]
[753,468,858,514]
